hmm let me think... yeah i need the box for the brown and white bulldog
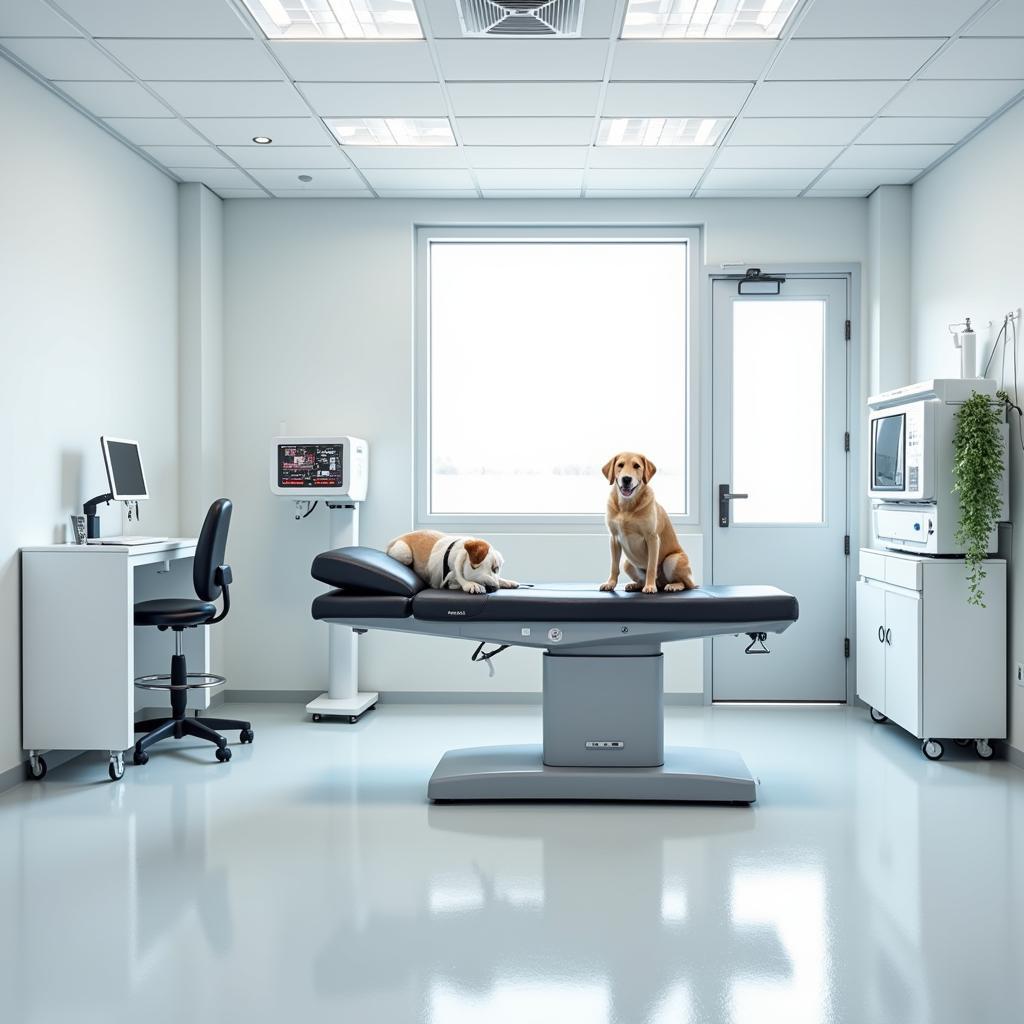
[387,530,519,594]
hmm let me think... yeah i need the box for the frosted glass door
[712,277,849,702]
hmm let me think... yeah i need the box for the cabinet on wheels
[856,548,1005,761]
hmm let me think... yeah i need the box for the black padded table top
[313,582,798,625]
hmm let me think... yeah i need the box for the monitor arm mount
[83,492,113,540]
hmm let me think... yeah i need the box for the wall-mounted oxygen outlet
[1016,663,1023,686]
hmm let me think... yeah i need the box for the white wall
[910,98,1024,754]
[222,197,867,699]
[0,59,179,776]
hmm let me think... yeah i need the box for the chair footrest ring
[134,672,227,691]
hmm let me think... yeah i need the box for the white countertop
[22,538,198,554]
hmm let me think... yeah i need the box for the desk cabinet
[856,548,1006,761]
[22,540,208,779]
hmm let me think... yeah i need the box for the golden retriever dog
[387,530,519,594]
[599,452,697,594]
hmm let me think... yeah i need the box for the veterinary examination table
[311,547,799,804]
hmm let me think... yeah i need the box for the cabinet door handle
[885,628,892,645]
[878,626,885,643]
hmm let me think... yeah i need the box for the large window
[417,228,696,523]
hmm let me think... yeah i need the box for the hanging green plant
[952,390,1006,606]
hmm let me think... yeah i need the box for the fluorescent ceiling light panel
[243,0,423,39]
[622,0,798,39]
[597,117,730,146]
[327,117,457,146]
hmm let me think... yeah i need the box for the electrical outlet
[1017,663,1023,686]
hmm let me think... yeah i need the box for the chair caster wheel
[216,746,232,763]
[976,739,994,760]
[29,756,47,780]
[108,756,125,781]
[869,707,887,723]
[134,750,149,766]
[922,739,944,761]
[312,713,322,722]
[240,728,254,744]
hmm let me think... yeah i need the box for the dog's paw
[642,584,657,594]
[500,579,520,589]
[462,582,486,594]
[599,581,617,592]
[624,582,642,592]
[664,582,686,592]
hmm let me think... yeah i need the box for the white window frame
[414,224,701,529]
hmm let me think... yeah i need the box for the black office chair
[132,498,253,765]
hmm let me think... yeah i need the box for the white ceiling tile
[857,116,984,144]
[270,189,373,198]
[696,189,803,198]
[475,169,584,190]
[589,146,715,168]
[170,167,256,188]
[805,188,875,197]
[54,81,168,117]
[447,82,601,117]
[602,82,751,117]
[795,0,983,38]
[105,117,204,145]
[833,143,952,168]
[965,0,1024,36]
[269,41,437,82]
[362,169,476,189]
[457,117,594,145]
[922,38,1024,79]
[0,37,128,79]
[249,168,367,189]
[214,189,269,198]
[0,0,77,36]
[768,39,943,80]
[484,190,582,198]
[729,117,869,145]
[141,145,233,168]
[435,39,608,81]
[612,41,776,81]
[148,81,306,118]
[221,145,352,168]
[375,190,479,198]
[884,79,1024,116]
[101,39,281,81]
[586,168,702,188]
[344,146,468,168]
[744,80,902,117]
[815,168,920,189]
[299,82,447,116]
[703,168,819,188]
[53,0,250,37]
[584,189,693,197]
[716,145,843,167]
[188,117,329,146]
[466,146,589,168]
[422,0,618,38]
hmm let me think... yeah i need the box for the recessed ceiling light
[622,0,798,39]
[253,136,272,144]
[597,117,731,146]
[242,0,423,39]
[326,117,457,147]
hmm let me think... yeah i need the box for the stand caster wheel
[134,750,149,766]
[312,713,322,722]
[240,728,254,744]
[955,738,972,747]
[870,707,887,723]
[347,715,358,724]
[922,739,944,761]
[976,739,994,760]
[108,755,125,781]
[29,755,47,780]
[216,746,232,763]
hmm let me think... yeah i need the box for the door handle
[885,628,892,645]
[878,626,885,644]
[718,483,750,527]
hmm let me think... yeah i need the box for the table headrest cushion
[311,546,425,596]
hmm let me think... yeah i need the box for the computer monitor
[100,437,149,501]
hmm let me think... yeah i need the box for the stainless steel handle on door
[885,628,892,645]
[718,483,750,527]
[878,626,885,643]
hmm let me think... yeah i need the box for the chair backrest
[194,498,232,602]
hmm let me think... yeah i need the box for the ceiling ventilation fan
[456,0,585,37]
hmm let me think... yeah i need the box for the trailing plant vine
[952,391,1006,606]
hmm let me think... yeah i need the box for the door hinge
[844,535,850,555]
[844,431,850,452]
[844,638,851,658]
[845,319,851,341]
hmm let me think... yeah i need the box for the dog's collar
[441,540,458,586]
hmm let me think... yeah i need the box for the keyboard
[87,536,169,546]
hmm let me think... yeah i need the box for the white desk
[22,539,211,778]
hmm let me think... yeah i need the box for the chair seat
[134,598,217,628]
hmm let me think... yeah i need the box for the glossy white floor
[2,703,1022,1024]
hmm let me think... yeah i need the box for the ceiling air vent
[457,0,585,37]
